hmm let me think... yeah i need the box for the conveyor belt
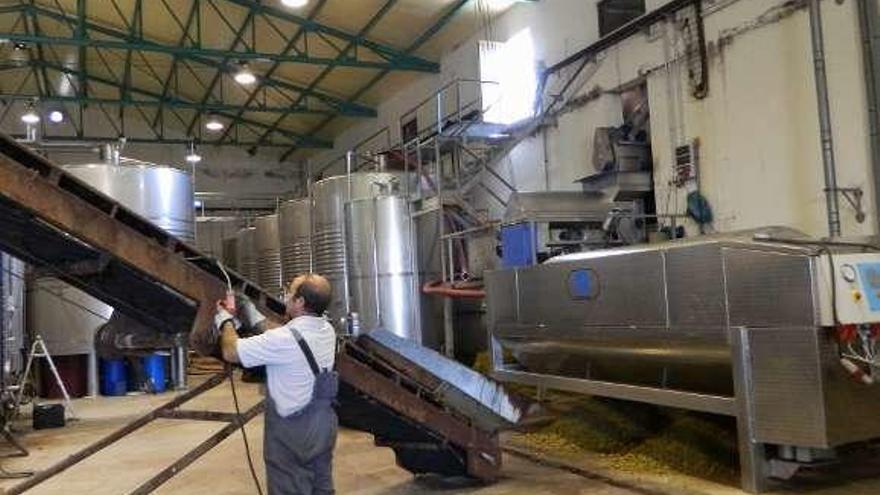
[0,133,525,481]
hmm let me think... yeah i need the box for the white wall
[313,0,878,238]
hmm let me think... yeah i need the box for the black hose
[228,366,264,495]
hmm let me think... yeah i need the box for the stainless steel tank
[278,198,312,284]
[312,172,405,328]
[222,237,239,272]
[28,278,115,356]
[345,196,422,343]
[30,162,196,356]
[1,254,26,380]
[255,214,282,295]
[63,162,195,242]
[236,226,259,283]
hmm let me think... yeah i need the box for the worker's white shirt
[236,315,336,417]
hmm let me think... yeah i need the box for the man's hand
[235,293,267,330]
[214,304,240,333]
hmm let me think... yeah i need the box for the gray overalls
[264,328,338,495]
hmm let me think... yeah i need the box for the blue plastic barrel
[100,359,128,396]
[142,353,167,393]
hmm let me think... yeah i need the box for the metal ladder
[12,335,77,421]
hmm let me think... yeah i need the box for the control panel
[818,253,880,325]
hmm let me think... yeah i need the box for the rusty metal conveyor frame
[0,133,504,487]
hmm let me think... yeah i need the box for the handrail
[399,78,500,121]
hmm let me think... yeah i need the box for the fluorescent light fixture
[185,152,202,164]
[49,110,64,123]
[205,116,224,131]
[20,110,39,124]
[185,142,202,164]
[281,0,308,7]
[234,65,257,85]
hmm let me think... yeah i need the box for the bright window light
[281,0,308,7]
[480,28,538,125]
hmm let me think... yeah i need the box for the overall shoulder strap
[289,328,320,376]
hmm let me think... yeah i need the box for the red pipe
[422,280,486,299]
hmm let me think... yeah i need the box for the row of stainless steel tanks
[225,172,423,344]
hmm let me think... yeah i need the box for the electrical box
[501,223,537,268]
[817,253,880,326]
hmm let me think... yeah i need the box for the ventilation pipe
[809,0,841,237]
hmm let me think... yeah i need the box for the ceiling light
[281,0,308,7]
[185,151,202,164]
[20,109,39,125]
[49,110,64,123]
[185,142,202,164]
[205,116,224,131]
[234,65,257,85]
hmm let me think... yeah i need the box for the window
[598,0,646,37]
[401,117,418,143]
[479,28,538,125]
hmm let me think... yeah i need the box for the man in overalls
[215,274,338,495]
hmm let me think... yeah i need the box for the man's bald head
[286,274,332,317]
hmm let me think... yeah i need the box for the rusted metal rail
[5,373,266,494]
[0,133,506,488]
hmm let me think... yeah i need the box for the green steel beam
[0,63,346,116]
[151,0,202,132]
[184,1,258,137]
[3,134,303,148]
[3,1,437,73]
[217,0,331,143]
[280,0,472,161]
[13,3,377,117]
[76,0,86,99]
[219,0,438,72]
[0,32,434,72]
[252,0,399,147]
[210,0,327,140]
[0,60,332,148]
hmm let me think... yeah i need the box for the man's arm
[220,321,241,364]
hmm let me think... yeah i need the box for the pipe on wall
[809,0,842,237]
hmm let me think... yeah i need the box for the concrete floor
[0,373,879,494]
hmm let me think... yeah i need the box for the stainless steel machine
[486,227,880,492]
[500,191,641,268]
[255,214,282,296]
[278,198,312,283]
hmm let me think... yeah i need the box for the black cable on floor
[228,367,264,495]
